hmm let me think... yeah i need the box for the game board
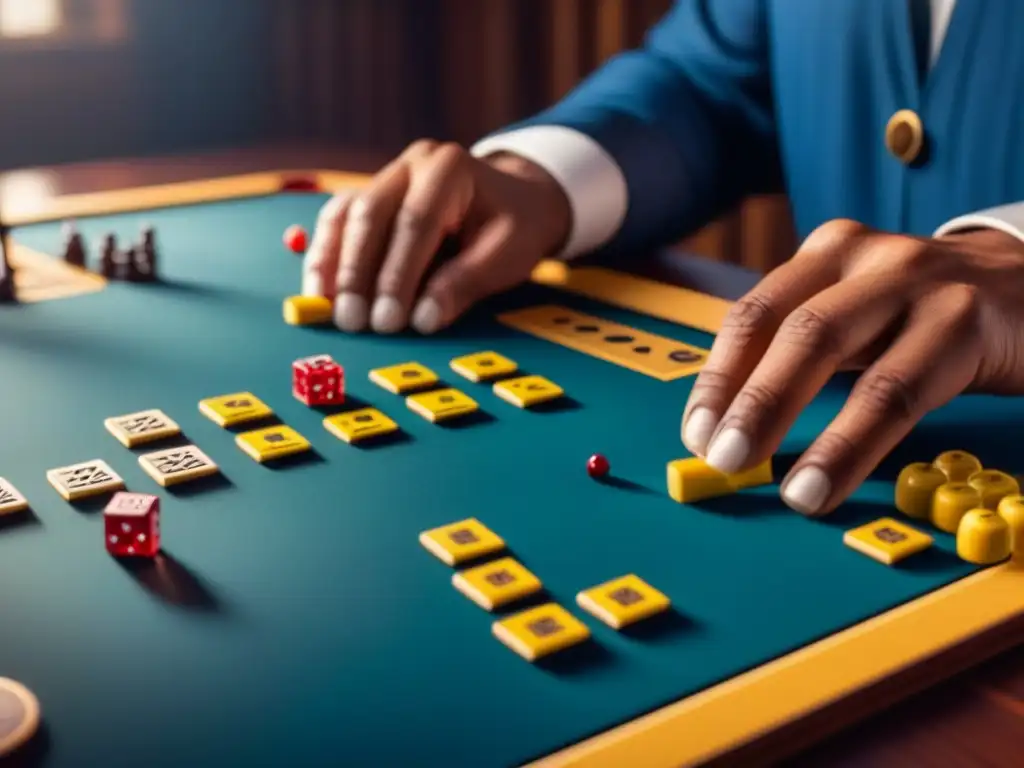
[2,171,1024,768]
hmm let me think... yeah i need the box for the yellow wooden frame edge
[11,170,1022,766]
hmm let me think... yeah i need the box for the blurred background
[0,0,795,270]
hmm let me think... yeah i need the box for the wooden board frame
[9,169,1024,767]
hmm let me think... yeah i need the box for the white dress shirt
[472,0,1023,258]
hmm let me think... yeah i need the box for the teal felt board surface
[3,194,1019,768]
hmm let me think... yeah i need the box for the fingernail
[705,427,750,474]
[781,466,832,516]
[334,292,368,332]
[301,270,323,297]
[410,297,442,335]
[370,295,406,334]
[682,407,718,456]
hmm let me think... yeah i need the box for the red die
[104,492,160,558]
[292,354,345,406]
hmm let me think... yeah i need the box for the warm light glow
[0,0,62,38]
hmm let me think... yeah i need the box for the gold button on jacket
[885,109,925,164]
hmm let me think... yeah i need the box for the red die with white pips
[293,354,345,406]
[104,492,160,558]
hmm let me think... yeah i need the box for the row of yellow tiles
[419,517,672,662]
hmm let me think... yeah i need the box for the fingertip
[780,466,832,516]
[681,407,717,456]
[334,292,369,332]
[410,296,443,335]
[370,295,406,334]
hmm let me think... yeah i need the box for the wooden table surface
[3,143,1024,767]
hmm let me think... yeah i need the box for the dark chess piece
[134,225,157,281]
[99,233,117,278]
[61,222,87,268]
[116,246,142,282]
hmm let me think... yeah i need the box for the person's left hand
[680,219,1024,516]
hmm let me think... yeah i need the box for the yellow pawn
[956,508,1011,565]
[894,463,947,519]
[967,470,1021,510]
[996,495,1024,556]
[283,295,333,326]
[932,450,983,482]
[666,456,772,504]
[930,482,983,534]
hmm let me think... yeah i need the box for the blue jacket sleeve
[500,0,779,255]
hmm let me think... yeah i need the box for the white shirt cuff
[934,202,1024,244]
[471,125,628,259]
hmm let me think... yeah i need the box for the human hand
[302,141,572,334]
[680,219,1024,516]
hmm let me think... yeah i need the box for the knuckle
[394,206,440,239]
[852,369,921,421]
[806,429,859,464]
[346,193,382,228]
[800,218,867,253]
[887,237,936,277]
[431,142,468,169]
[723,294,780,337]
[734,381,784,418]
[779,305,843,356]
[316,195,347,229]
[405,139,439,157]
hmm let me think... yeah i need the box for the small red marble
[283,224,308,254]
[587,454,610,479]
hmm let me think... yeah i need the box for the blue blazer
[507,0,1024,253]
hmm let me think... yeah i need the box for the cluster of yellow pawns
[419,518,671,662]
[848,451,1023,567]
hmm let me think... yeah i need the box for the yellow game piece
[138,445,219,487]
[419,518,505,565]
[492,603,591,662]
[492,375,565,408]
[997,495,1024,555]
[497,305,708,382]
[576,574,671,629]
[967,469,1020,510]
[666,456,773,503]
[956,508,1011,565]
[323,408,399,444]
[452,557,542,611]
[46,459,125,502]
[235,425,311,463]
[932,450,983,482]
[894,462,948,519]
[930,482,983,533]
[406,388,479,423]
[104,408,181,447]
[283,295,332,326]
[368,362,438,394]
[199,392,273,427]
[450,351,518,382]
[843,517,933,565]
[0,478,29,516]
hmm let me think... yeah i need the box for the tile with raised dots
[323,408,399,444]
[139,444,219,487]
[450,351,518,382]
[104,408,181,447]
[406,388,479,423]
[419,518,505,565]
[492,603,591,661]
[236,425,311,463]
[576,574,670,629]
[453,557,542,611]
[368,362,438,394]
[0,478,29,515]
[492,375,564,409]
[843,517,933,565]
[47,459,124,502]
[199,392,273,427]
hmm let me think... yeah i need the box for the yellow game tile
[449,351,518,382]
[406,388,479,423]
[452,557,543,611]
[666,456,773,503]
[492,603,591,662]
[0,478,29,515]
[323,408,399,444]
[368,362,438,394]
[576,574,671,629]
[46,459,125,502]
[138,444,219,487]
[283,295,332,326]
[199,392,273,427]
[492,375,565,409]
[843,517,934,566]
[419,518,505,565]
[235,425,311,463]
[104,408,181,447]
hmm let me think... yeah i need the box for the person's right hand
[302,141,573,334]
